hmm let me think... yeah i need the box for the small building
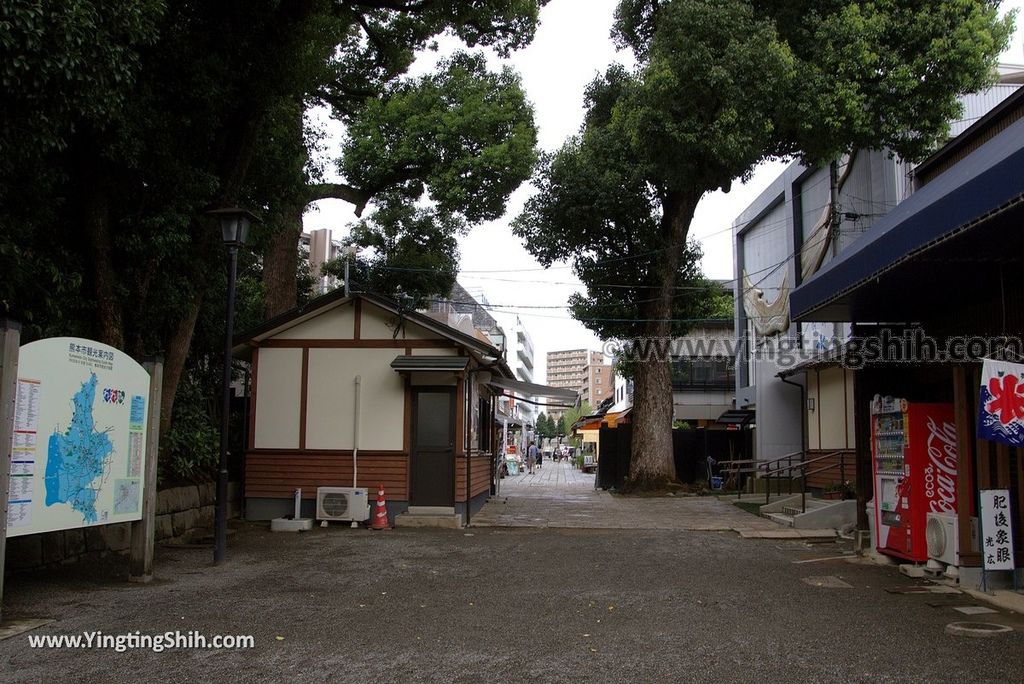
[670,318,736,427]
[234,289,574,524]
[790,87,1024,587]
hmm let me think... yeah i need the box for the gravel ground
[2,523,1022,683]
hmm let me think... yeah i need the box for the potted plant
[823,481,855,500]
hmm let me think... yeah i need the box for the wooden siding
[804,450,856,491]
[246,451,409,500]
[455,454,492,502]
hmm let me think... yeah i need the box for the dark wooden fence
[597,426,753,489]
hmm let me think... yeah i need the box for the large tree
[264,48,538,316]
[515,0,1012,487]
[0,0,546,478]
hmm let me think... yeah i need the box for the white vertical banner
[979,489,1016,571]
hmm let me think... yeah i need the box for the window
[671,358,734,391]
[478,397,492,451]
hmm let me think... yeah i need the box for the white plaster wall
[254,348,303,449]
[305,348,405,451]
[411,347,459,356]
[816,367,850,450]
[361,307,437,340]
[806,367,855,450]
[274,303,354,339]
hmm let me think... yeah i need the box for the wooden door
[409,388,456,506]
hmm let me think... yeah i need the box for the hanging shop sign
[977,358,1024,447]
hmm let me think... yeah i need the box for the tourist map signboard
[6,337,150,537]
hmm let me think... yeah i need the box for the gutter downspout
[779,374,807,512]
[353,375,361,528]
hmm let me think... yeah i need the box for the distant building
[498,314,536,426]
[581,358,613,411]
[300,228,345,294]
[546,349,611,422]
[608,317,735,427]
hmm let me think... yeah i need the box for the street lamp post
[207,207,256,565]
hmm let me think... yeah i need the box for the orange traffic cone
[371,484,390,530]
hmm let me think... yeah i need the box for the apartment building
[546,349,611,420]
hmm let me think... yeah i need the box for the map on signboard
[44,373,115,523]
[6,337,150,537]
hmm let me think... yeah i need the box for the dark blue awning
[791,115,1024,322]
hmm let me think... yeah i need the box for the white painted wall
[275,303,354,339]
[254,348,303,449]
[305,348,405,451]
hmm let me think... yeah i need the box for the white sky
[304,0,1024,384]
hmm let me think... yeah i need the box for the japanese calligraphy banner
[978,359,1024,447]
[979,489,1015,571]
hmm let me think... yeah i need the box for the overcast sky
[304,0,1024,384]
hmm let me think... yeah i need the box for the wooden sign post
[0,320,21,623]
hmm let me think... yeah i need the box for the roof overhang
[390,356,470,373]
[707,409,755,431]
[487,377,578,403]
[791,115,1024,323]
[495,409,525,427]
[777,345,848,378]
[232,288,506,363]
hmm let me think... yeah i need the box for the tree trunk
[628,191,698,488]
[82,164,125,349]
[159,291,203,445]
[262,183,370,320]
[262,203,305,319]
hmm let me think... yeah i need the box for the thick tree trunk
[628,191,698,487]
[262,183,370,319]
[159,291,203,444]
[262,204,305,319]
[83,166,125,349]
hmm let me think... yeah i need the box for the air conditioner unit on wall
[316,487,370,522]
[926,512,961,566]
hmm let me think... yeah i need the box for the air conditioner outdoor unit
[316,487,370,522]
[926,512,960,566]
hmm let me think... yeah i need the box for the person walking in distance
[527,440,538,475]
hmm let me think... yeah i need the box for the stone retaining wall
[4,481,240,572]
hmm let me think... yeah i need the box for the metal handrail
[716,449,854,512]
[771,450,851,511]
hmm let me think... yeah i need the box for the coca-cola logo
[925,416,958,514]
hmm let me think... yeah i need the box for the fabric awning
[486,376,578,401]
[495,409,525,427]
[707,409,755,431]
[790,114,1024,322]
[390,355,470,372]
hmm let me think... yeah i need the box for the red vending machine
[871,395,959,561]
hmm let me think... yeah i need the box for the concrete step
[781,499,837,516]
[394,512,463,529]
[717,493,794,504]
[407,506,456,516]
[765,512,795,528]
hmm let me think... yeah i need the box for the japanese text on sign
[979,489,1016,571]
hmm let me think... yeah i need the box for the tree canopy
[0,0,547,481]
[515,0,1012,486]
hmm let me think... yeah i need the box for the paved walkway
[474,460,834,538]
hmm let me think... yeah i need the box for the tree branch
[305,182,372,216]
[340,0,431,12]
